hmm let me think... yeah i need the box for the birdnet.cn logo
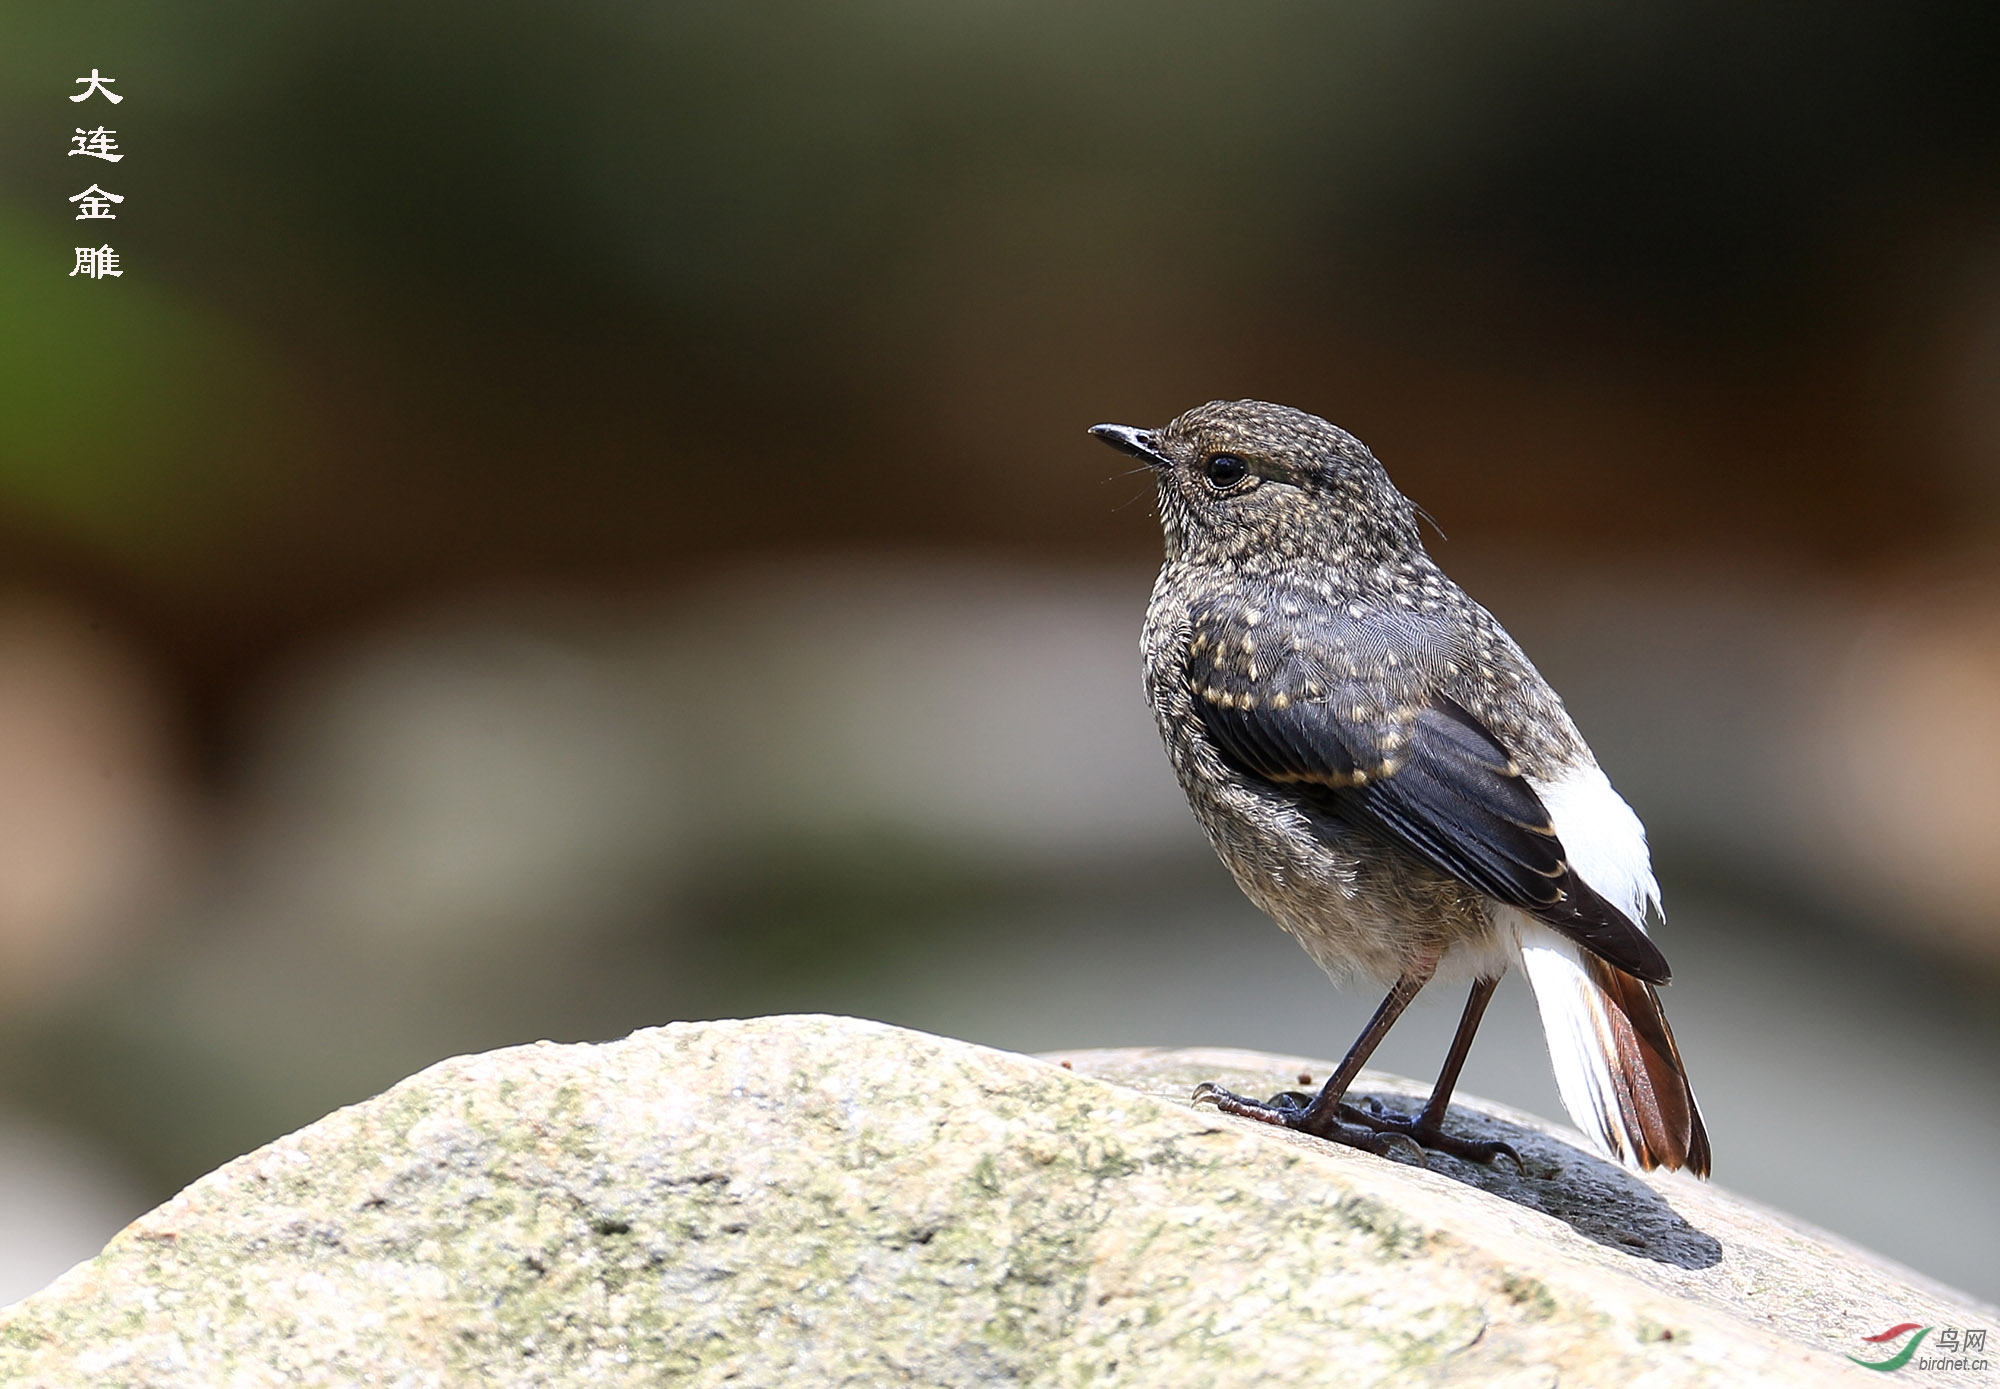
[1847,1322,1989,1374]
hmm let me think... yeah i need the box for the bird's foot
[1191,1082,1519,1170]
[1338,1094,1522,1170]
[1190,1082,1427,1162]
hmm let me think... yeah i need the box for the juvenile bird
[1092,400,1709,1175]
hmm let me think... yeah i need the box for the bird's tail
[1515,920,1711,1176]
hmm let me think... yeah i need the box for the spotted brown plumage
[1094,399,1709,1176]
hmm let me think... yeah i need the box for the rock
[0,1015,1990,1386]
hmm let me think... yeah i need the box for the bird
[1091,399,1709,1176]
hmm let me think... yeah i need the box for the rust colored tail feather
[1516,917,1710,1176]
[1581,955,1711,1176]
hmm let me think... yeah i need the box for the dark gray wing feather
[1189,599,1670,984]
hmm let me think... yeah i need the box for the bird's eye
[1204,454,1250,489]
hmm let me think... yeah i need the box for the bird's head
[1091,399,1422,572]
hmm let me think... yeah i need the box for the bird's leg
[1340,973,1521,1168]
[1192,966,1433,1158]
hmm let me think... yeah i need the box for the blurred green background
[0,1,1996,1303]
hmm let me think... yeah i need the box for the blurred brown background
[0,1,1995,1302]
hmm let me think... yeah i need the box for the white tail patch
[1530,761,1660,930]
[1510,914,1639,1168]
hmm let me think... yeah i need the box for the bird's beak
[1089,423,1170,469]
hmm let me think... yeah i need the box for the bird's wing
[1188,598,1670,984]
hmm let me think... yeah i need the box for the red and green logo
[1849,1324,1931,1372]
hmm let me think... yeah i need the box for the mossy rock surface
[0,1015,1990,1386]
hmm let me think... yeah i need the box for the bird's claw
[1191,1079,1515,1171]
[1337,1096,1524,1170]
